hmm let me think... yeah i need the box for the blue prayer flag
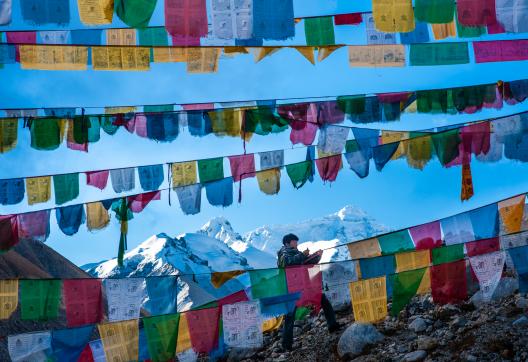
[71,30,103,45]
[146,113,179,142]
[145,276,178,315]
[51,325,94,362]
[138,164,164,191]
[138,328,151,361]
[509,246,528,293]
[21,0,70,25]
[352,128,379,159]
[259,292,301,318]
[468,203,499,240]
[0,44,16,64]
[0,178,25,205]
[205,177,233,207]
[56,204,86,236]
[373,142,399,171]
[400,22,430,44]
[44,108,76,117]
[253,0,295,40]
[359,255,396,279]
[188,111,212,137]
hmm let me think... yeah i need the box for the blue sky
[2,0,528,266]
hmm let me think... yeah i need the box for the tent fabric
[98,320,139,362]
[56,204,86,236]
[498,194,526,234]
[110,168,136,193]
[359,255,396,279]
[465,237,500,257]
[205,177,233,207]
[86,170,110,190]
[409,221,442,249]
[431,260,468,304]
[372,0,415,33]
[0,215,19,252]
[143,313,180,362]
[185,307,220,353]
[378,230,415,254]
[253,0,295,40]
[8,331,52,362]
[390,268,427,316]
[20,0,70,25]
[105,278,145,322]
[400,21,430,44]
[409,43,470,66]
[198,158,224,183]
[286,161,313,189]
[171,161,197,188]
[432,244,464,265]
[508,245,528,292]
[414,0,455,23]
[0,279,18,319]
[53,173,80,205]
[228,154,256,182]
[315,154,342,182]
[145,276,178,315]
[249,269,287,299]
[0,117,18,152]
[469,251,505,301]
[304,16,335,46]
[175,184,201,215]
[256,168,281,195]
[30,118,61,151]
[0,178,24,205]
[63,279,103,327]
[17,210,51,242]
[127,190,161,213]
[285,265,323,312]
[457,0,497,26]
[468,203,500,239]
[114,0,156,28]
[51,325,94,362]
[19,279,61,321]
[86,202,110,231]
[138,164,164,191]
[349,276,388,323]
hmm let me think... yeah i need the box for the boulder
[337,323,384,358]
[409,317,427,333]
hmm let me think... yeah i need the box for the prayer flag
[466,237,500,257]
[469,251,505,301]
[432,244,464,265]
[461,163,474,201]
[21,0,70,25]
[431,129,461,166]
[145,276,178,315]
[20,279,61,321]
[409,43,470,66]
[71,29,103,45]
[348,45,405,67]
[63,279,103,327]
[146,113,179,142]
[86,170,110,190]
[378,230,415,254]
[359,255,396,279]
[496,0,528,33]
[128,191,161,213]
[468,203,499,239]
[144,313,179,362]
[0,118,17,153]
[171,161,197,187]
[98,320,139,362]
[508,245,528,292]
[349,277,388,323]
[78,0,113,25]
[0,178,24,205]
[498,194,526,233]
[8,331,52,362]
[315,154,342,182]
[259,150,284,170]
[390,268,427,315]
[259,292,300,318]
[30,118,61,151]
[431,21,457,39]
[286,265,322,312]
[290,120,318,145]
[0,0,11,25]
[249,269,287,299]
[211,0,253,39]
[364,14,398,44]
[304,17,335,46]
[334,13,363,25]
[373,142,399,171]
[17,210,51,242]
[457,0,497,26]
[400,21,430,44]
[211,271,246,288]
[431,260,468,304]
[19,45,88,70]
[165,0,207,42]
[456,14,487,37]
[138,164,164,191]
[198,158,224,183]
[138,27,168,46]
[441,212,475,245]
[114,0,156,28]
[317,126,349,155]
[409,221,442,250]
[228,154,256,182]
[105,278,144,322]
[53,173,80,205]
[39,31,69,44]
[321,261,357,308]
[26,176,51,205]
[473,40,528,63]
[86,202,110,231]
[395,250,431,273]
[256,168,281,195]
[186,48,221,73]
[92,46,150,71]
[51,325,94,362]
[209,108,243,137]
[372,0,415,33]
[223,301,263,348]
[0,280,18,319]
[175,184,201,215]
[253,0,295,40]
[56,204,85,236]
[110,168,136,193]
[347,238,382,259]
[0,215,18,252]
[89,340,105,362]
[415,0,455,23]
[185,307,220,353]
[345,140,370,178]
[205,177,233,207]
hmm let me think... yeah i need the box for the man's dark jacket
[277,245,321,267]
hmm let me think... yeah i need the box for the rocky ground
[228,278,528,362]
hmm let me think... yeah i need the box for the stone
[337,323,384,358]
[409,317,427,333]
[470,278,519,306]
[516,297,528,309]
[416,336,437,351]
[466,354,478,362]
[403,350,427,362]
[512,316,528,327]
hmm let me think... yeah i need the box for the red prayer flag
[457,0,497,26]
[377,92,412,104]
[334,13,363,25]
[63,279,103,327]
[431,260,468,305]
[165,0,208,38]
[0,215,19,252]
[6,32,37,62]
[86,171,109,190]
[67,141,88,153]
[77,345,94,362]
[317,101,345,125]
[17,210,50,242]
[286,265,322,313]
[127,191,161,213]
[277,103,313,123]
[290,121,318,145]
[315,154,342,182]
[172,35,201,46]
[465,237,500,257]
[182,103,214,111]
[228,154,256,182]
[217,290,249,309]
[487,21,505,34]
[409,221,442,250]
[186,307,220,353]
[474,40,528,63]
[134,114,148,138]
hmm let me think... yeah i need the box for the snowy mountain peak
[336,205,368,221]
[199,217,242,243]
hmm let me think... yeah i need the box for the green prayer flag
[431,129,461,166]
[249,269,287,299]
[414,0,455,24]
[337,95,366,115]
[452,85,487,112]
[345,139,360,153]
[144,105,174,113]
[286,161,313,189]
[245,108,288,136]
[138,27,169,46]
[409,43,469,66]
[143,313,180,362]
[100,116,119,135]
[295,306,311,321]
[431,244,464,265]
[53,173,80,205]
[390,268,427,316]
[20,279,61,321]
[73,116,100,144]
[304,16,335,46]
[30,118,61,151]
[378,230,415,255]
[197,158,224,183]
[417,90,449,114]
[114,0,157,28]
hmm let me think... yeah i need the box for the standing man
[277,233,342,351]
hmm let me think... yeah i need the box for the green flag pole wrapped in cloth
[112,197,134,266]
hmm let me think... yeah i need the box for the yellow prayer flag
[461,163,474,201]
[0,118,18,153]
[19,45,88,71]
[405,135,432,170]
[347,238,382,259]
[432,21,457,40]
[256,168,281,195]
[317,46,344,62]
[416,267,431,295]
[104,106,137,114]
[211,270,246,288]
[186,48,221,74]
[349,277,388,323]
[153,47,187,63]
[348,45,405,67]
[0,280,18,319]
[223,47,249,57]
[372,0,415,32]
[381,131,409,159]
[499,195,526,234]
[92,47,150,71]
[77,0,114,25]
[58,119,68,142]
[26,176,51,205]
[106,29,137,46]
[171,161,198,188]
[209,109,243,137]
[395,250,430,273]
[293,47,315,65]
[176,313,192,353]
[86,202,110,231]
[250,47,281,63]
[98,320,139,362]
[262,316,284,332]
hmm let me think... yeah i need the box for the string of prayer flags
[51,325,94,362]
[249,269,287,299]
[378,229,415,254]
[348,44,405,67]
[0,0,11,25]
[389,267,428,316]
[223,301,263,349]
[17,210,51,242]
[20,279,61,321]
[496,0,528,33]
[8,331,52,362]
[145,276,178,315]
[304,17,335,46]
[171,161,198,188]
[205,177,234,207]
[498,194,526,234]
[143,313,180,362]
[414,0,455,23]
[175,184,201,215]
[409,43,470,66]
[508,245,528,292]
[0,178,24,205]
[432,244,465,265]
[348,238,382,259]
[372,0,415,33]
[252,0,295,40]
[349,276,388,323]
[469,251,505,301]
[56,204,86,236]
[20,0,70,25]
[19,45,88,71]
[104,278,144,322]
[110,168,136,193]
[98,319,139,362]
[457,0,497,26]
[286,265,323,312]
[0,279,18,319]
[86,202,110,231]
[431,259,468,304]
[409,221,442,250]
[256,168,281,195]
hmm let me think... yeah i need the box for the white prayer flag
[469,251,505,301]
[223,301,263,348]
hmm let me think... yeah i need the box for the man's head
[282,233,299,248]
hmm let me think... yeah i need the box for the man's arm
[283,249,307,266]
